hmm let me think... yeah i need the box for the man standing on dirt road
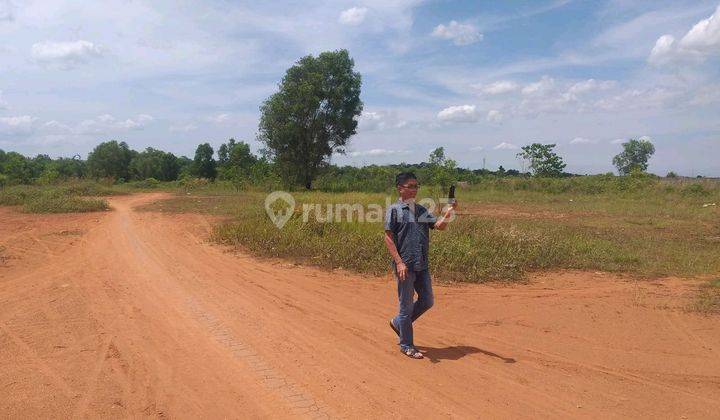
[384,172,457,359]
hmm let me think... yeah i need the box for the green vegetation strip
[0,181,123,213]
[140,178,720,282]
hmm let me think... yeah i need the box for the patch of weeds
[22,191,109,213]
[689,278,720,315]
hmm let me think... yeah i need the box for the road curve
[1,193,719,418]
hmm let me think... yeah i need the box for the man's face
[398,178,419,200]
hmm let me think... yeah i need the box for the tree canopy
[129,148,180,181]
[428,147,457,190]
[612,138,655,175]
[87,140,135,180]
[258,49,363,189]
[193,143,217,180]
[517,143,566,177]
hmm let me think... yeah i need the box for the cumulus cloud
[476,81,519,95]
[31,40,103,68]
[1,115,36,127]
[358,110,406,131]
[77,114,154,134]
[348,148,408,157]
[339,7,368,25]
[648,5,720,65]
[486,109,503,122]
[431,21,483,46]
[521,76,555,95]
[41,120,73,133]
[493,142,519,150]
[0,115,37,133]
[569,137,597,145]
[437,104,479,122]
[568,79,616,95]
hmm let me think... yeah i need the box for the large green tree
[129,148,180,181]
[87,140,135,180]
[258,49,363,189]
[193,143,217,180]
[517,143,566,177]
[612,138,655,175]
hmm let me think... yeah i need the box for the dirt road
[1,193,719,419]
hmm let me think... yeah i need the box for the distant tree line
[0,138,273,187]
[0,136,669,191]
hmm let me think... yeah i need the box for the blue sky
[1,0,719,175]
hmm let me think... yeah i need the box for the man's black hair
[395,172,417,186]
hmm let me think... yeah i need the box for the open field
[1,192,719,418]
[141,177,720,282]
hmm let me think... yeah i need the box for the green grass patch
[21,190,109,213]
[0,181,121,213]
[141,176,720,282]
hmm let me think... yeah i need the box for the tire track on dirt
[184,297,335,419]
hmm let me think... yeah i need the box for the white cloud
[358,110,406,131]
[437,104,479,122]
[638,135,652,142]
[649,5,720,65]
[348,148,407,157]
[431,21,483,46]
[41,120,73,133]
[469,145,484,151]
[521,76,555,95]
[76,114,153,134]
[0,90,7,109]
[569,137,597,144]
[207,113,230,123]
[568,79,616,95]
[493,142,519,150]
[0,115,36,127]
[486,109,503,122]
[0,115,37,133]
[31,40,103,68]
[339,7,368,25]
[477,81,519,95]
[610,138,625,144]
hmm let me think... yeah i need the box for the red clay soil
[1,193,718,419]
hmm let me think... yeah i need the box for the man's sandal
[401,347,423,359]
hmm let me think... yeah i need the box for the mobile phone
[449,185,456,204]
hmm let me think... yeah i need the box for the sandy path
[1,193,719,419]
